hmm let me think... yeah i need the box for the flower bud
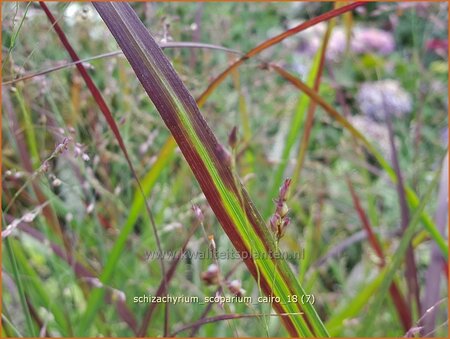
[228,279,246,297]
[228,126,238,149]
[191,205,204,223]
[269,213,281,234]
[201,264,220,285]
[278,178,291,201]
[277,201,289,218]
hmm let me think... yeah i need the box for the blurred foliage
[2,2,448,337]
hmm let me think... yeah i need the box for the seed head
[278,178,291,202]
[269,178,292,241]
[228,279,246,297]
[201,263,220,285]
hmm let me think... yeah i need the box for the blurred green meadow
[1,2,448,337]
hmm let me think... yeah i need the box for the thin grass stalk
[1,313,23,338]
[2,42,242,86]
[4,217,72,334]
[264,35,324,215]
[25,297,49,337]
[3,87,69,253]
[13,87,39,168]
[298,208,314,283]
[230,66,255,180]
[1,1,31,71]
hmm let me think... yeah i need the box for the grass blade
[384,98,421,314]
[325,267,387,335]
[93,2,329,337]
[347,178,412,331]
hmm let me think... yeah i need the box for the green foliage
[2,2,448,338]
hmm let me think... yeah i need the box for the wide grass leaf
[91,2,329,337]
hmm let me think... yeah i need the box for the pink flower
[296,25,395,62]
[351,27,395,55]
[356,80,412,122]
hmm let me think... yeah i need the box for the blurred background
[2,2,448,337]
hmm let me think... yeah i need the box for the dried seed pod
[228,279,246,297]
[52,178,62,187]
[201,263,220,285]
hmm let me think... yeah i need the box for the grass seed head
[269,178,292,240]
